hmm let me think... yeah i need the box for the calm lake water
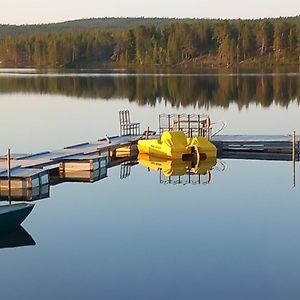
[0,68,300,300]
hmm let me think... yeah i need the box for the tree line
[0,73,299,108]
[0,18,300,67]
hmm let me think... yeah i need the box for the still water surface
[0,69,300,300]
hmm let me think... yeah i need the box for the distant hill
[0,17,199,37]
[1,16,299,37]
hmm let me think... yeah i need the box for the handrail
[211,120,227,137]
[213,160,227,172]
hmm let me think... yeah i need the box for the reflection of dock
[138,154,216,185]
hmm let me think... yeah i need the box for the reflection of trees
[0,74,299,109]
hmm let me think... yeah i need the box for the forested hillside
[0,17,300,67]
[0,18,194,37]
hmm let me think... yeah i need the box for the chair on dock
[119,110,140,136]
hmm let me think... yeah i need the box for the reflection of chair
[120,162,131,179]
[119,110,140,136]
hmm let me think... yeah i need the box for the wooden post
[146,126,150,139]
[7,148,11,203]
[206,116,211,139]
[292,131,296,160]
[292,131,296,188]
[188,114,191,137]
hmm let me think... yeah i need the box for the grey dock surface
[0,133,299,201]
[211,135,300,161]
[0,135,141,199]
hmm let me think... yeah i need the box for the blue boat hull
[0,204,34,230]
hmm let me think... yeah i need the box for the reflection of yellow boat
[138,153,217,177]
[137,131,217,160]
[191,156,217,174]
[138,153,191,176]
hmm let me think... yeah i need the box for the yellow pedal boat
[137,130,217,160]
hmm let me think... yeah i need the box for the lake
[0,68,300,300]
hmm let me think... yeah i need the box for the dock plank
[0,135,142,172]
[212,135,299,142]
[211,134,300,156]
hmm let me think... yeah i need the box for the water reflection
[138,153,217,185]
[0,225,35,249]
[0,72,299,108]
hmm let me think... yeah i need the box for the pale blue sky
[1,0,300,24]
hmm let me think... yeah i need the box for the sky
[1,0,300,25]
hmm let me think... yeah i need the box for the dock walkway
[211,134,300,161]
[0,132,299,200]
[0,135,141,192]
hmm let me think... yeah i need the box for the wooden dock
[0,135,141,200]
[0,130,299,201]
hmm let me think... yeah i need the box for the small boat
[138,130,217,160]
[0,203,34,230]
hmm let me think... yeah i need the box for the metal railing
[159,113,212,139]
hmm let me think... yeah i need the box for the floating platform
[0,168,49,190]
[0,135,141,201]
[212,135,300,161]
[0,130,299,201]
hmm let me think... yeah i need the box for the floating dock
[0,111,299,200]
[0,135,141,200]
[212,135,300,161]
